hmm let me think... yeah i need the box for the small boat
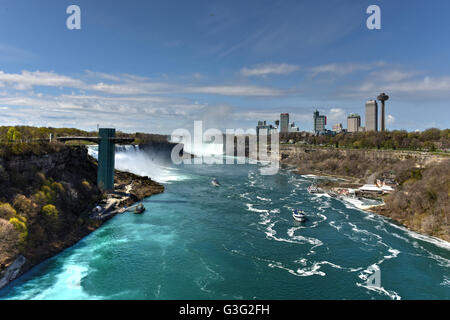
[134,203,145,214]
[211,178,221,187]
[293,209,307,222]
[307,185,320,194]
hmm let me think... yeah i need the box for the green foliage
[280,128,450,152]
[9,215,28,247]
[6,127,21,141]
[32,173,64,205]
[42,204,58,219]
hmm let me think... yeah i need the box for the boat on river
[307,185,321,194]
[134,203,145,214]
[293,209,307,222]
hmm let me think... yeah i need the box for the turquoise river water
[0,147,449,300]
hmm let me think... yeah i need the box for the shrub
[9,216,28,247]
[0,203,17,220]
[42,204,58,219]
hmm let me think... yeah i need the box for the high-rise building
[347,114,361,133]
[365,100,378,132]
[313,110,327,134]
[280,113,289,133]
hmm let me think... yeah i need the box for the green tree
[42,204,58,219]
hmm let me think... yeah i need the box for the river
[0,146,449,300]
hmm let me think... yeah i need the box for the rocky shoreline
[291,168,449,243]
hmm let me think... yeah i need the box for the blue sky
[0,0,449,133]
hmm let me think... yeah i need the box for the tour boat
[307,185,320,194]
[134,203,145,214]
[211,178,221,187]
[292,210,307,222]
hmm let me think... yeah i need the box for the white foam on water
[384,248,401,260]
[268,261,325,277]
[356,264,401,300]
[349,223,383,241]
[286,227,323,246]
[440,276,450,287]
[356,281,401,300]
[269,259,360,278]
[329,221,342,231]
[301,174,318,179]
[245,203,269,213]
[385,220,450,251]
[335,193,449,254]
[239,192,252,201]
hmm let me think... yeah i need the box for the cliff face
[279,146,446,181]
[0,146,103,289]
[0,145,164,289]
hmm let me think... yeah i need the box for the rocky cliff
[0,145,164,289]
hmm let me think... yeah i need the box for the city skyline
[0,1,450,134]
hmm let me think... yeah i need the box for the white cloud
[184,85,284,96]
[357,76,450,96]
[369,69,417,82]
[327,108,346,124]
[387,114,395,125]
[309,62,385,76]
[241,63,299,77]
[0,70,84,90]
[0,69,287,97]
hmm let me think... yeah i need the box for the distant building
[256,121,274,137]
[347,114,361,133]
[280,113,289,133]
[365,100,378,132]
[332,123,343,133]
[289,122,299,132]
[313,110,327,134]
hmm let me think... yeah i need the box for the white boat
[211,178,221,187]
[307,185,320,194]
[293,210,306,222]
[134,203,145,214]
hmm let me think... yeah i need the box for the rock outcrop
[0,145,164,290]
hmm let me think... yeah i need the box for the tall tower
[97,128,116,191]
[365,100,378,132]
[280,113,289,133]
[377,93,389,131]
